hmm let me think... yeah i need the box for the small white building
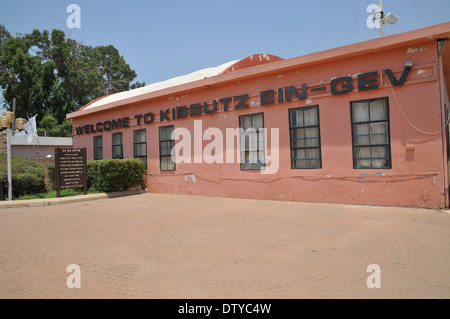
[10,136,73,158]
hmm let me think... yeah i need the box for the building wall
[72,40,447,209]
[11,145,55,158]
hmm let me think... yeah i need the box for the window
[93,135,103,160]
[159,125,175,171]
[112,132,123,159]
[351,97,391,169]
[289,105,322,169]
[134,129,147,169]
[239,113,265,170]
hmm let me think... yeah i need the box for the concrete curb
[0,189,147,209]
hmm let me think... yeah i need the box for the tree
[39,114,72,137]
[0,25,143,131]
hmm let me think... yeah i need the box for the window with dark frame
[239,113,265,170]
[159,125,175,171]
[351,97,391,169]
[133,129,147,169]
[112,132,123,159]
[93,135,103,160]
[289,105,322,169]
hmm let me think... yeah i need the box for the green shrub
[47,161,55,190]
[87,158,145,192]
[0,153,46,199]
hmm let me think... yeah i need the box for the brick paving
[0,193,449,299]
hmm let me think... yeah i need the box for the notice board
[55,147,87,197]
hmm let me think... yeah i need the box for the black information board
[55,147,87,197]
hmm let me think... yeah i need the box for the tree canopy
[0,25,145,134]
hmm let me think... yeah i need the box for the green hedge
[48,158,145,193]
[0,153,46,199]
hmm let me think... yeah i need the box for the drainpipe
[437,39,449,208]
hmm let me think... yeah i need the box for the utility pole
[378,0,385,37]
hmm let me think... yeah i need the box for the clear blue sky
[0,0,449,101]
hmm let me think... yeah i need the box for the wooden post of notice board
[55,147,87,197]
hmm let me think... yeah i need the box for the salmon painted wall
[71,39,447,209]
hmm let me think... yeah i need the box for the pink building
[68,22,450,209]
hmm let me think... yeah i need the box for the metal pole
[6,98,16,201]
[12,98,16,131]
[7,128,12,201]
[378,0,385,37]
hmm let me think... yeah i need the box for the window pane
[304,108,318,126]
[160,141,169,156]
[291,109,303,127]
[353,124,370,145]
[355,147,371,159]
[292,149,306,168]
[241,162,252,170]
[94,136,102,147]
[291,128,305,148]
[252,114,263,130]
[352,102,369,123]
[112,133,122,145]
[355,159,371,169]
[370,100,387,121]
[245,132,259,151]
[371,146,389,169]
[160,156,168,170]
[370,122,388,145]
[134,130,146,143]
[159,127,166,141]
[167,156,175,170]
[160,126,173,141]
[134,144,146,157]
[305,127,319,147]
[354,147,371,168]
[167,126,174,140]
[241,116,252,130]
[240,114,265,169]
[94,148,102,160]
[112,145,122,158]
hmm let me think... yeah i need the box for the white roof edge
[84,59,240,111]
[11,136,73,146]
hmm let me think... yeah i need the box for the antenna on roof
[374,0,400,37]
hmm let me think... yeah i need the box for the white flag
[23,115,38,145]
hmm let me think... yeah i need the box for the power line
[349,0,362,44]
[419,0,440,24]
[410,0,429,27]
[310,0,342,53]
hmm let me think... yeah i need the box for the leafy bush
[0,153,46,199]
[87,159,145,192]
[48,158,145,193]
[47,161,55,190]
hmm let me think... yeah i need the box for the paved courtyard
[0,193,449,299]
